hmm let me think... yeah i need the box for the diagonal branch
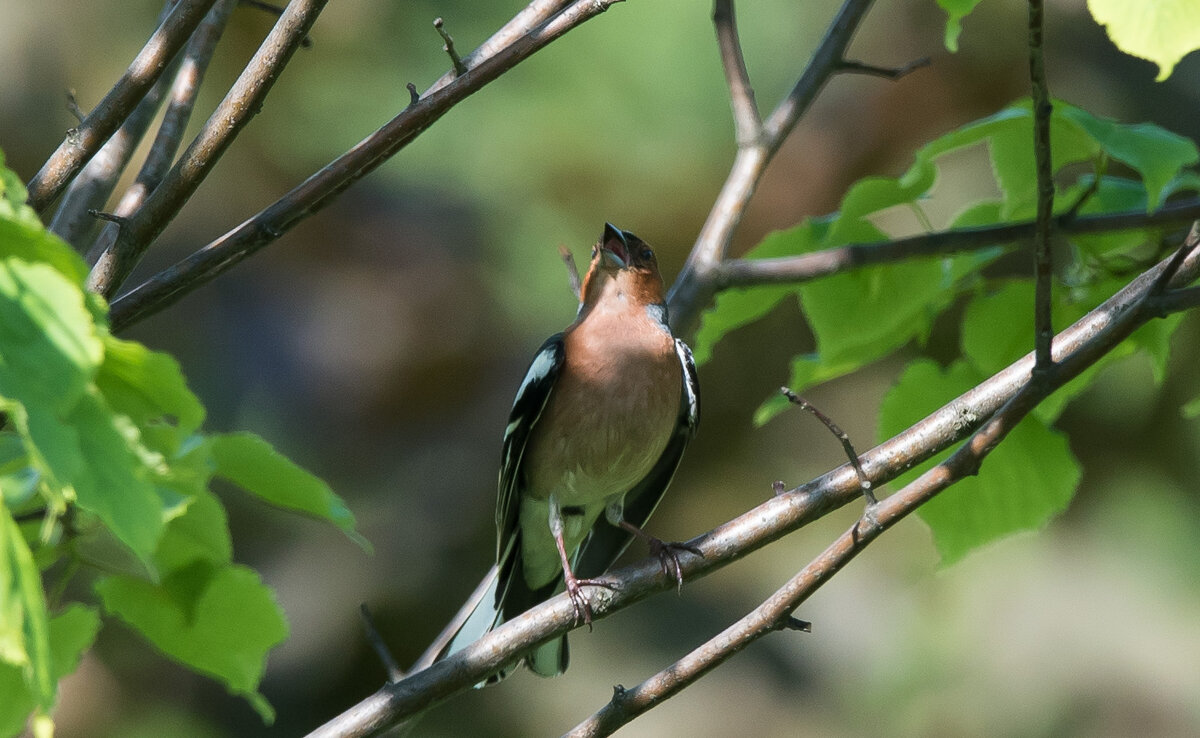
[25,0,219,213]
[669,0,887,336]
[711,198,1200,289]
[105,0,628,331]
[84,0,239,266]
[88,0,328,298]
[48,2,181,249]
[305,238,1200,738]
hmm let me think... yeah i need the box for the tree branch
[710,199,1200,289]
[668,0,883,336]
[1029,0,1054,371]
[88,0,327,298]
[105,0,627,331]
[25,0,219,213]
[84,0,239,267]
[305,237,1200,737]
[713,0,761,146]
[48,2,180,249]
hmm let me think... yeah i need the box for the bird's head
[580,223,665,310]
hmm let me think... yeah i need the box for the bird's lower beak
[599,246,626,270]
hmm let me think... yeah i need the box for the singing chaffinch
[445,223,700,678]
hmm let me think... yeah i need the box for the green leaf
[43,390,165,565]
[0,508,52,709]
[95,562,288,722]
[692,219,828,365]
[96,335,206,442]
[1058,105,1199,210]
[209,433,368,550]
[1088,0,1200,81]
[0,604,100,737]
[153,490,232,575]
[0,154,89,285]
[936,0,986,52]
[0,258,103,415]
[1182,393,1200,419]
[878,360,1081,564]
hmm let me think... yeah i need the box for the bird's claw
[563,574,617,631]
[647,538,703,592]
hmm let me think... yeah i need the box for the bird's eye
[591,246,598,259]
[640,247,654,260]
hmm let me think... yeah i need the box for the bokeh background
[4,0,1200,735]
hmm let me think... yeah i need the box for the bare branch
[434,17,468,76]
[780,388,874,504]
[669,0,879,336]
[106,0,627,331]
[360,604,404,684]
[1029,0,1055,371]
[88,0,328,298]
[559,244,582,299]
[713,0,761,145]
[85,0,239,267]
[25,0,219,212]
[711,198,1200,289]
[837,56,931,80]
[49,61,174,248]
[306,243,1200,738]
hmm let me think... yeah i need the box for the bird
[443,222,700,678]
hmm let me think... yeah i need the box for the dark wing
[491,333,570,677]
[575,338,700,578]
[495,333,565,559]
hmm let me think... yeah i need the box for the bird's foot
[564,573,617,631]
[646,537,703,592]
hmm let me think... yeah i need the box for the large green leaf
[878,359,1081,564]
[1088,0,1200,81]
[0,258,103,416]
[95,563,288,722]
[209,433,368,550]
[96,335,206,443]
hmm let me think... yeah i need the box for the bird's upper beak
[599,222,629,270]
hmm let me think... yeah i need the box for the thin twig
[434,18,468,76]
[780,388,874,503]
[107,0,628,331]
[85,0,239,267]
[713,0,761,145]
[88,0,329,298]
[710,199,1200,289]
[360,604,405,683]
[25,0,219,213]
[837,56,931,79]
[559,244,582,298]
[1029,0,1055,372]
[305,244,1200,738]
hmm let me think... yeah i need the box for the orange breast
[522,307,680,506]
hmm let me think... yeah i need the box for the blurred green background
[4,0,1200,735]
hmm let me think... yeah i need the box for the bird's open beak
[600,223,629,269]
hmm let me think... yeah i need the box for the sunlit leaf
[1088,0,1200,81]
